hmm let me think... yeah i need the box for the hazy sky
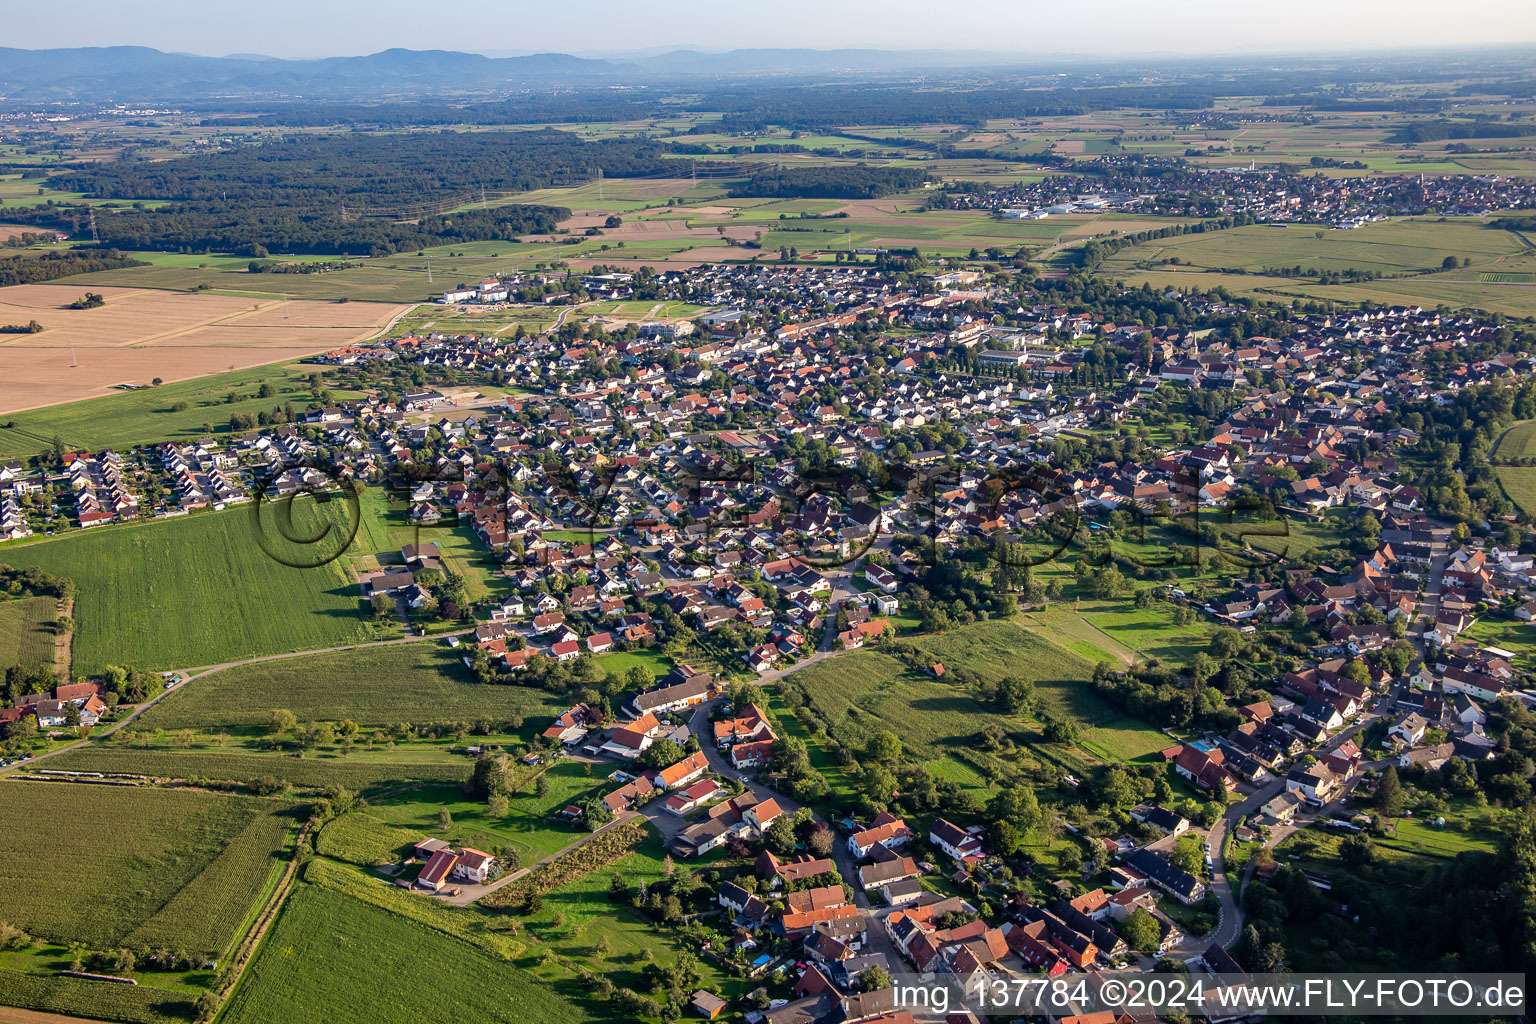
[5,0,1535,58]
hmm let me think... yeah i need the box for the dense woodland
[726,165,929,199]
[11,202,569,258]
[16,130,683,255]
[0,250,146,287]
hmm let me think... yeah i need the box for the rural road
[1196,680,1403,952]
[0,628,475,777]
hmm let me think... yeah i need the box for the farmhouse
[630,667,716,715]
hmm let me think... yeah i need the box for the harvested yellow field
[0,285,411,413]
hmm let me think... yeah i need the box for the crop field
[0,284,408,414]
[0,596,56,669]
[0,782,294,956]
[3,503,378,674]
[58,258,446,304]
[366,762,606,862]
[136,642,563,731]
[0,361,354,459]
[1097,218,1527,277]
[37,744,472,790]
[0,967,193,1024]
[1497,466,1536,517]
[315,812,428,867]
[221,885,585,1024]
[1494,419,1536,461]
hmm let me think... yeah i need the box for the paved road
[1193,681,1404,952]
[683,695,906,972]
[0,629,475,777]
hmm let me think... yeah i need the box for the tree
[997,675,1036,715]
[437,808,453,832]
[861,762,896,802]
[269,709,297,736]
[1375,765,1404,818]
[866,730,901,763]
[1120,907,1162,953]
[467,752,513,800]
[765,815,796,855]
[808,826,835,857]
[1170,836,1204,875]
[580,795,614,831]
[858,965,893,992]
[988,785,1043,853]
[642,738,686,770]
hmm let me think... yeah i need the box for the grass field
[1377,815,1497,859]
[221,885,585,1024]
[0,783,295,956]
[517,833,747,1001]
[136,642,563,731]
[1018,599,1213,668]
[792,618,1166,767]
[0,595,56,669]
[36,744,472,790]
[303,857,522,960]
[0,362,352,458]
[2,503,379,674]
[907,619,1170,761]
[347,488,505,602]
[365,761,606,862]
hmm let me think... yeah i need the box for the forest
[7,129,952,252]
[48,130,679,205]
[0,249,146,287]
[12,202,570,258]
[15,130,680,255]
[726,165,929,199]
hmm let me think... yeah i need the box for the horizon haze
[3,0,1535,61]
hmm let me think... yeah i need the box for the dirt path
[209,821,313,1015]
[51,596,72,681]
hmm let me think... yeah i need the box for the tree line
[0,249,146,287]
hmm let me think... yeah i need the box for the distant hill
[0,46,631,102]
[629,48,1014,75]
[0,44,1052,104]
